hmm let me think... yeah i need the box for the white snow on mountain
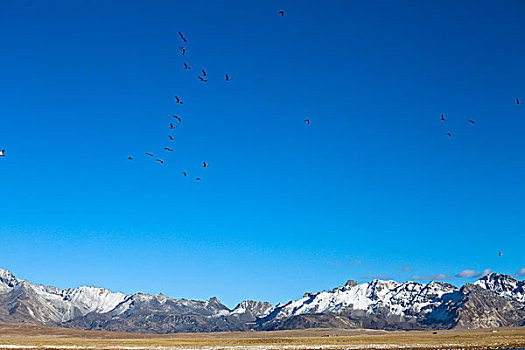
[265,279,458,322]
[474,273,525,303]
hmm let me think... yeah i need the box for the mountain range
[1,268,524,333]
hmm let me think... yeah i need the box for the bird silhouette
[173,115,182,122]
[128,156,133,160]
[145,153,154,156]
[178,32,188,43]
[469,120,475,124]
[445,132,452,137]
[304,119,310,125]
[156,159,164,164]
[196,177,201,181]
[184,62,190,69]
[278,10,284,16]
[225,74,231,81]
[164,148,173,151]
[198,76,207,82]
[441,114,446,121]
[202,70,207,77]
[518,98,522,104]
[203,161,209,168]
[182,172,187,177]
[0,150,4,157]
[181,47,186,55]
[175,96,183,104]
[168,136,175,140]
[170,123,177,129]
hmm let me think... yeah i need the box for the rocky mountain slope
[1,268,523,333]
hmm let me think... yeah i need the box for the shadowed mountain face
[0,268,524,333]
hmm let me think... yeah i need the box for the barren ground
[0,324,524,350]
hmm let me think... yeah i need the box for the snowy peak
[474,273,525,302]
[263,278,458,323]
[232,300,273,318]
[0,268,19,291]
[61,286,127,314]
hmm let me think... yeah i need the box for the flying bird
[164,148,173,151]
[278,10,284,16]
[145,153,154,157]
[202,70,207,77]
[203,161,209,168]
[0,150,4,157]
[178,32,187,43]
[445,132,452,137]
[304,119,310,125]
[181,47,186,55]
[168,135,175,140]
[225,74,231,81]
[156,159,164,164]
[196,177,201,181]
[469,120,475,124]
[175,96,183,104]
[441,114,446,121]
[128,156,133,160]
[182,172,187,177]
[173,115,181,122]
[170,123,177,129]
[499,252,503,256]
[184,62,190,69]
[517,98,522,104]
[198,76,207,82]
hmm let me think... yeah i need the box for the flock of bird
[125,29,237,181]
[440,98,522,137]
[0,10,523,167]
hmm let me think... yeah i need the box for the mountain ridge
[1,268,523,333]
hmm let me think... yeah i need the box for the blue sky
[0,0,524,308]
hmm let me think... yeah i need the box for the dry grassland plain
[0,324,525,350]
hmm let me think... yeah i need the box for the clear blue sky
[0,0,524,308]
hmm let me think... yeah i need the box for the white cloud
[361,273,391,280]
[515,268,525,278]
[455,268,491,278]
[411,274,454,281]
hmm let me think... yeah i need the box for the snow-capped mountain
[1,267,524,333]
[474,273,525,303]
[261,279,458,323]
[0,268,263,332]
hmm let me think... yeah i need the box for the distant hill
[1,268,524,333]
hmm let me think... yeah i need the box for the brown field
[0,324,524,350]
